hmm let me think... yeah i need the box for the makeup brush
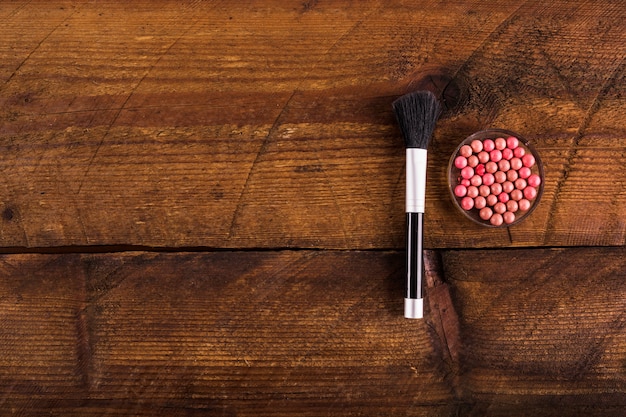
[392,90,440,319]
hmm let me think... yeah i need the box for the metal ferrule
[406,148,427,213]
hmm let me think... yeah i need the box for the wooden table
[1,1,625,415]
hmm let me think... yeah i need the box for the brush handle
[405,212,424,319]
[405,148,427,319]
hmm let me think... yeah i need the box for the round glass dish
[448,128,544,227]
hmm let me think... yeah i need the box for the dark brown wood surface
[1,1,625,416]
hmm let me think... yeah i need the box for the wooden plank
[443,246,626,415]
[0,1,625,249]
[0,250,454,416]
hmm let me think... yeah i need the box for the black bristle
[392,90,441,149]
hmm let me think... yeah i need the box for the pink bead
[518,199,531,211]
[514,147,526,158]
[506,136,519,149]
[467,186,479,198]
[470,175,482,186]
[498,192,510,203]
[478,151,490,164]
[489,149,502,162]
[461,178,471,187]
[527,174,542,187]
[486,194,498,206]
[503,211,516,224]
[483,139,495,152]
[468,155,479,167]
[454,156,468,169]
[471,139,483,153]
[510,157,522,170]
[459,145,473,157]
[479,207,493,220]
[454,184,467,197]
[479,185,491,196]
[518,166,531,179]
[506,169,518,182]
[490,213,504,226]
[498,159,510,172]
[510,189,523,201]
[474,195,487,209]
[494,202,506,214]
[494,171,507,183]
[506,200,519,213]
[461,166,474,179]
[522,153,535,168]
[482,173,495,186]
[490,183,502,196]
[485,161,498,173]
[495,137,507,150]
[502,148,514,160]
[523,186,537,200]
[502,181,514,193]
[461,196,474,210]
[475,163,486,176]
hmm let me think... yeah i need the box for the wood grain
[0,1,624,249]
[444,246,626,416]
[0,250,454,416]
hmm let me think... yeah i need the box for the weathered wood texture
[1,248,625,416]
[0,251,455,416]
[444,247,626,416]
[1,1,625,249]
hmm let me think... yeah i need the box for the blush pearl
[510,157,523,170]
[515,178,527,190]
[482,172,495,186]
[498,192,510,203]
[468,155,479,167]
[506,200,519,213]
[506,136,519,149]
[502,148,514,160]
[471,139,483,153]
[478,151,490,164]
[485,161,498,173]
[454,156,468,169]
[494,202,506,214]
[518,199,531,211]
[470,175,482,186]
[528,173,542,187]
[489,149,503,162]
[461,196,474,210]
[523,186,537,200]
[467,186,479,198]
[480,207,493,220]
[483,139,495,152]
[486,194,498,206]
[474,195,487,209]
[518,166,531,179]
[502,181,514,193]
[460,145,473,157]
[490,183,502,196]
[522,153,535,168]
[514,146,526,158]
[498,159,510,172]
[506,169,518,182]
[454,184,467,197]
[479,185,491,197]
[475,163,486,176]
[461,166,474,179]
[495,137,507,150]
[494,171,507,183]
[490,213,504,226]
[510,189,523,201]
[503,211,516,224]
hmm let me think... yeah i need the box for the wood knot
[2,207,15,222]
[406,68,467,115]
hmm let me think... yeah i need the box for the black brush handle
[406,212,424,300]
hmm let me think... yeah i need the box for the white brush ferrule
[406,148,428,213]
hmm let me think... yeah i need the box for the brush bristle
[393,90,441,149]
